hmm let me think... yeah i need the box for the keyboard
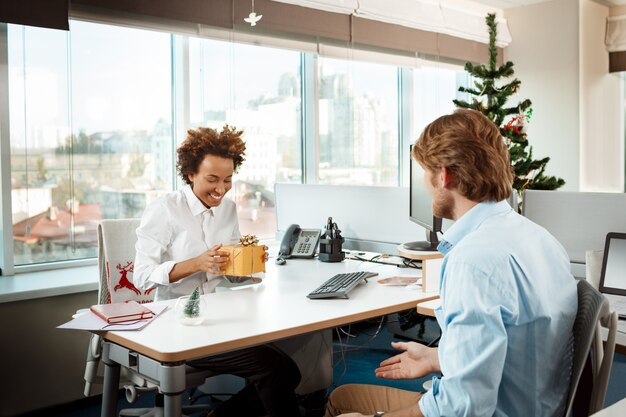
[307,271,377,299]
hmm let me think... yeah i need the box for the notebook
[90,300,154,324]
[598,232,626,319]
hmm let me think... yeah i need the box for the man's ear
[440,166,455,188]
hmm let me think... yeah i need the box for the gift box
[222,242,265,276]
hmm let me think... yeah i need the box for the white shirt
[133,185,241,301]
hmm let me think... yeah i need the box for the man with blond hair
[325,109,577,417]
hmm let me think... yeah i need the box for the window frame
[0,23,14,276]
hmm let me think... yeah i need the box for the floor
[18,313,626,416]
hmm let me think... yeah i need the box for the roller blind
[0,0,69,30]
[69,0,499,65]
[605,15,626,72]
[74,0,233,29]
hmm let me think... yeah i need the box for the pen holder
[318,236,345,263]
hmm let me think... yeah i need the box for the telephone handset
[277,224,321,263]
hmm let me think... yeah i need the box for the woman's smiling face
[187,154,234,208]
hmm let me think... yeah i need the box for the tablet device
[599,232,626,296]
[598,232,626,319]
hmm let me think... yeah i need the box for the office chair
[563,279,618,417]
[83,219,211,416]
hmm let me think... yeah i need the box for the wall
[0,291,96,416]
[580,0,624,192]
[505,0,580,191]
[610,5,626,15]
[505,0,624,193]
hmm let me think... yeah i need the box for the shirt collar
[182,184,212,217]
[437,200,512,255]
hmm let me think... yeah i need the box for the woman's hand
[262,245,269,263]
[375,341,440,380]
[195,244,230,274]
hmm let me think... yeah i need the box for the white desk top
[103,259,437,362]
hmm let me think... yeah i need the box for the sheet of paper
[57,303,168,331]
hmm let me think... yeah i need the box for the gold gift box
[222,244,266,276]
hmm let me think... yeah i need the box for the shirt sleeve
[133,201,175,290]
[419,261,512,417]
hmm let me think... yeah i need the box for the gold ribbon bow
[239,234,259,246]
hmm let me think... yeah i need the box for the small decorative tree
[453,13,564,208]
[184,287,201,318]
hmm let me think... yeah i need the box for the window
[8,22,172,266]
[317,57,399,186]
[187,39,302,238]
[2,19,466,272]
[413,64,469,139]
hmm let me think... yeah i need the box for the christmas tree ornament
[244,0,263,26]
[174,287,206,325]
[183,287,201,318]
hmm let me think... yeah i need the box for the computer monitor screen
[403,151,442,251]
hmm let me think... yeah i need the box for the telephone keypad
[291,230,320,258]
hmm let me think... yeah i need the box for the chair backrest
[98,219,153,304]
[564,279,618,417]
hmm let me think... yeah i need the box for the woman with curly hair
[134,125,301,417]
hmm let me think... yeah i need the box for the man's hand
[375,341,440,380]
[337,414,371,417]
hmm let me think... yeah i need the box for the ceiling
[470,0,626,7]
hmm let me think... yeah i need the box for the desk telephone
[278,224,321,261]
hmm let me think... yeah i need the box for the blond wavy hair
[412,109,513,202]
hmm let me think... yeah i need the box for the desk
[99,258,437,417]
[416,298,440,317]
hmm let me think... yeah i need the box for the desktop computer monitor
[403,150,442,251]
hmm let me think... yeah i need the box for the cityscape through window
[4,20,467,270]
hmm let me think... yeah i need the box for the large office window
[317,57,399,186]
[187,39,302,238]
[3,18,466,272]
[8,22,172,266]
[413,64,469,139]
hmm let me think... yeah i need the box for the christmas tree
[453,13,564,207]
[184,287,201,318]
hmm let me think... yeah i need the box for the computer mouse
[275,257,286,265]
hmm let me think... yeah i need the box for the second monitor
[403,150,442,251]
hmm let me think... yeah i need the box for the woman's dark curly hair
[177,125,246,185]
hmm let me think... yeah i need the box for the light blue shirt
[419,200,577,417]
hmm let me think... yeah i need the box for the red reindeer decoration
[113,261,141,295]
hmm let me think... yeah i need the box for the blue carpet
[606,350,626,407]
[330,315,440,394]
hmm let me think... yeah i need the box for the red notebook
[90,301,154,324]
